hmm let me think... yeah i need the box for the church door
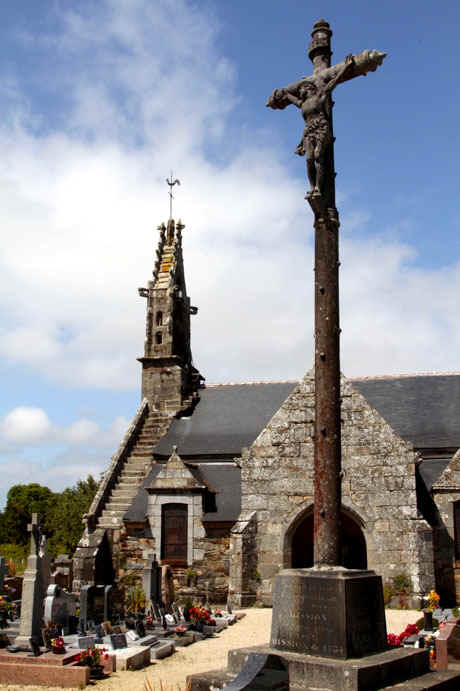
[161,503,188,565]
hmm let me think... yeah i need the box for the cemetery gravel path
[0,608,420,691]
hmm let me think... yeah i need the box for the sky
[0,0,459,507]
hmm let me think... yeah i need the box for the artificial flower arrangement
[173,625,188,637]
[214,608,223,618]
[387,623,420,647]
[188,607,216,626]
[425,590,440,612]
[51,636,66,653]
[76,647,109,667]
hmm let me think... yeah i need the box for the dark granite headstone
[423,610,433,632]
[110,633,128,649]
[78,635,96,649]
[270,568,387,659]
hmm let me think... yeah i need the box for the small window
[155,332,162,345]
[156,311,163,326]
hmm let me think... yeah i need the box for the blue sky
[0,0,459,506]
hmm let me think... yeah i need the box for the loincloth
[296,115,331,156]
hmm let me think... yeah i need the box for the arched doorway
[290,508,367,569]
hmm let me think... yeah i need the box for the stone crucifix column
[267,19,385,566]
[268,20,388,660]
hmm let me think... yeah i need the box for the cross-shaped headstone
[27,513,40,556]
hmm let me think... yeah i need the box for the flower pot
[52,647,66,654]
[90,664,104,679]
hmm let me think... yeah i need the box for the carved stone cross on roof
[27,512,41,556]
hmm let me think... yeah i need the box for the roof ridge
[351,372,460,381]
[205,380,298,387]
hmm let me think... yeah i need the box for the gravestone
[50,554,73,591]
[110,632,128,649]
[78,634,96,649]
[152,603,162,623]
[15,514,51,649]
[43,584,77,634]
[143,552,161,604]
[171,602,182,622]
[41,623,59,650]
[0,557,9,592]
[436,618,460,671]
[79,584,113,629]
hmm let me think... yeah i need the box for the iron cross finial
[165,172,181,220]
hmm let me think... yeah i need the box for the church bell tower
[137,218,202,414]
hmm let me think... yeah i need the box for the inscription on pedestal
[270,568,387,659]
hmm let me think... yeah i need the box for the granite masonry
[72,216,460,607]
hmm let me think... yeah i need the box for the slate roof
[418,458,452,492]
[126,374,460,523]
[352,374,460,451]
[154,382,296,457]
[124,462,241,523]
[155,375,460,459]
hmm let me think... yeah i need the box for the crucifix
[27,513,41,556]
[267,20,385,567]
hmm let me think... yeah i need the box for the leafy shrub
[392,573,411,594]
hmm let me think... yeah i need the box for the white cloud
[0,407,52,444]
[0,407,129,449]
[0,0,459,401]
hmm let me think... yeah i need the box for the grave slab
[436,618,460,671]
[151,640,175,660]
[108,644,150,670]
[0,649,90,688]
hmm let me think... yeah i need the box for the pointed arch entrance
[288,506,367,569]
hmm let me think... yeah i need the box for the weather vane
[165,172,181,219]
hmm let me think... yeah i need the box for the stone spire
[138,218,202,414]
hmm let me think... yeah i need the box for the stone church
[73,218,460,606]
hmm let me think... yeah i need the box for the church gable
[147,446,205,491]
[432,449,460,491]
[234,369,433,605]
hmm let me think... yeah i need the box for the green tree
[0,483,55,546]
[47,475,98,557]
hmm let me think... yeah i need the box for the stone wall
[120,521,231,603]
[232,371,435,605]
[432,450,460,604]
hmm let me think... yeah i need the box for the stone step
[104,501,132,512]
[101,509,125,519]
[118,468,144,481]
[111,490,138,499]
[115,481,141,490]
[97,519,123,529]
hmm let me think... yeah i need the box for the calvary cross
[267,19,385,566]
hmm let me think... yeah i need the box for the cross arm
[325,49,386,87]
[266,77,311,110]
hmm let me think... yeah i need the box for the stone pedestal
[270,567,387,659]
[187,566,460,689]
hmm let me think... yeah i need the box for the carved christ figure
[267,49,386,199]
